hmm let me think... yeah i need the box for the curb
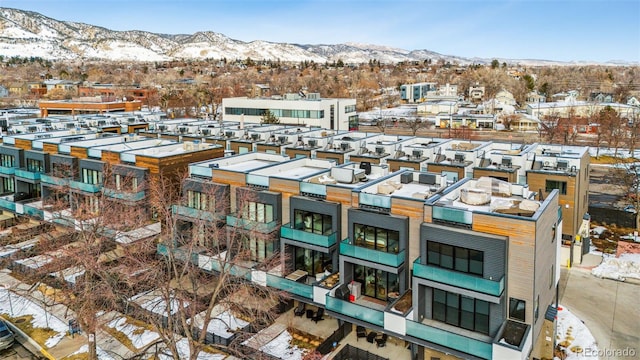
[0,315,54,360]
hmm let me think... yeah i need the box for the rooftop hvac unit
[251,133,260,141]
[201,129,210,136]
[225,131,234,138]
[413,149,423,159]
[308,140,317,147]
[179,127,187,134]
[502,157,512,168]
[375,146,385,155]
[454,153,465,163]
[158,125,167,131]
[340,142,349,151]
[278,136,287,144]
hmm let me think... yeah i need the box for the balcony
[172,204,219,222]
[0,197,16,212]
[280,223,337,248]
[406,319,492,360]
[432,206,472,226]
[413,260,504,297]
[103,188,146,202]
[22,204,44,219]
[40,174,69,187]
[265,273,313,299]
[0,166,16,175]
[156,243,199,265]
[226,214,279,234]
[69,180,102,193]
[325,292,384,327]
[340,238,405,268]
[14,168,41,181]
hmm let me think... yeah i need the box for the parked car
[0,319,15,351]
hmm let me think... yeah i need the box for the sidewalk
[0,269,92,359]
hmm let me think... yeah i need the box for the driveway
[558,268,640,359]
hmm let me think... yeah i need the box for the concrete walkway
[558,267,640,360]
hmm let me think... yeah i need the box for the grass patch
[61,353,89,360]
[0,314,59,349]
[591,155,639,164]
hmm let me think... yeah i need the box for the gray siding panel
[420,223,507,280]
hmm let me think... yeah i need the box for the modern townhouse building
[222,93,358,131]
[400,82,438,103]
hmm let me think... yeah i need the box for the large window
[241,235,277,262]
[354,224,399,253]
[0,154,14,168]
[433,289,489,334]
[1,177,14,193]
[187,190,213,211]
[115,174,138,192]
[294,209,332,235]
[427,241,483,276]
[26,159,44,173]
[293,246,330,276]
[82,168,103,185]
[509,297,526,322]
[353,265,399,301]
[242,201,274,223]
[545,180,567,195]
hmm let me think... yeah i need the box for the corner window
[509,297,526,322]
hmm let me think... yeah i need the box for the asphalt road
[559,268,640,360]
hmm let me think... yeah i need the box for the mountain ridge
[0,7,630,65]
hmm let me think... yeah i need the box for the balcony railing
[226,214,279,234]
[405,319,492,360]
[40,174,69,187]
[103,188,146,202]
[22,204,44,219]
[325,293,384,327]
[14,168,42,181]
[432,206,472,226]
[280,223,337,248]
[340,238,405,267]
[266,273,313,299]
[0,166,16,175]
[0,197,16,212]
[172,205,219,222]
[413,260,504,297]
[69,180,102,193]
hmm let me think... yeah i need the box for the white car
[0,319,15,351]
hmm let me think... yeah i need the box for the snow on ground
[106,316,160,350]
[555,306,598,360]
[157,337,226,360]
[591,253,640,281]
[70,344,116,360]
[259,330,306,360]
[0,288,67,348]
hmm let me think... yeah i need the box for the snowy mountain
[0,7,622,65]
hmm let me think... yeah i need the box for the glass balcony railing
[156,243,199,264]
[0,166,16,175]
[22,204,44,219]
[40,174,69,187]
[14,168,42,180]
[325,293,384,327]
[172,205,218,222]
[0,198,16,212]
[413,259,504,297]
[280,223,337,247]
[69,180,102,193]
[340,238,405,267]
[405,319,492,360]
[432,206,472,225]
[226,214,279,234]
[103,188,146,202]
[266,273,313,299]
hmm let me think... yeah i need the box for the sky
[0,0,638,63]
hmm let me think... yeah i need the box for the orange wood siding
[14,139,32,150]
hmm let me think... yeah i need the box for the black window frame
[545,179,567,195]
[509,297,526,322]
[427,241,484,277]
[432,288,490,334]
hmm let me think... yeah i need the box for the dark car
[0,319,15,351]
